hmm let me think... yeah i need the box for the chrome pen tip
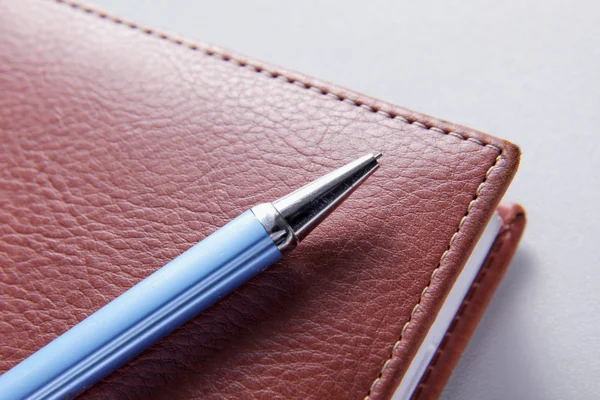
[252,153,381,254]
[271,153,380,245]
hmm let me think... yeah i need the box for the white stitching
[363,150,502,399]
[56,0,502,149]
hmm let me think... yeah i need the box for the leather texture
[0,1,522,399]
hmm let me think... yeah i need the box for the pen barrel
[0,210,282,400]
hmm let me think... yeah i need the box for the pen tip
[374,152,383,160]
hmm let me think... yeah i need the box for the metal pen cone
[272,153,381,242]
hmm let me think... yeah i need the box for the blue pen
[0,153,381,400]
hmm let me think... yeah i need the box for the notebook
[0,1,526,398]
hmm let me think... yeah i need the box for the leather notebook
[0,0,526,399]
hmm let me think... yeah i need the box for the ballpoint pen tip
[374,152,383,160]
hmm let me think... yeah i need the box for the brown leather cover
[0,1,524,399]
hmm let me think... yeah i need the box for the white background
[88,1,600,398]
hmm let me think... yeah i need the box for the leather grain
[0,1,521,399]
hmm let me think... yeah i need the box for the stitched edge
[363,149,502,400]
[49,1,507,397]
[53,0,501,153]
[411,212,523,399]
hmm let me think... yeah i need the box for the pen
[0,153,381,399]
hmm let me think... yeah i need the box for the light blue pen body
[0,153,381,400]
[0,211,281,400]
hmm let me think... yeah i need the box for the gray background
[88,1,600,398]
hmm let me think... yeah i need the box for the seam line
[412,212,522,399]
[363,150,502,400]
[54,0,502,153]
